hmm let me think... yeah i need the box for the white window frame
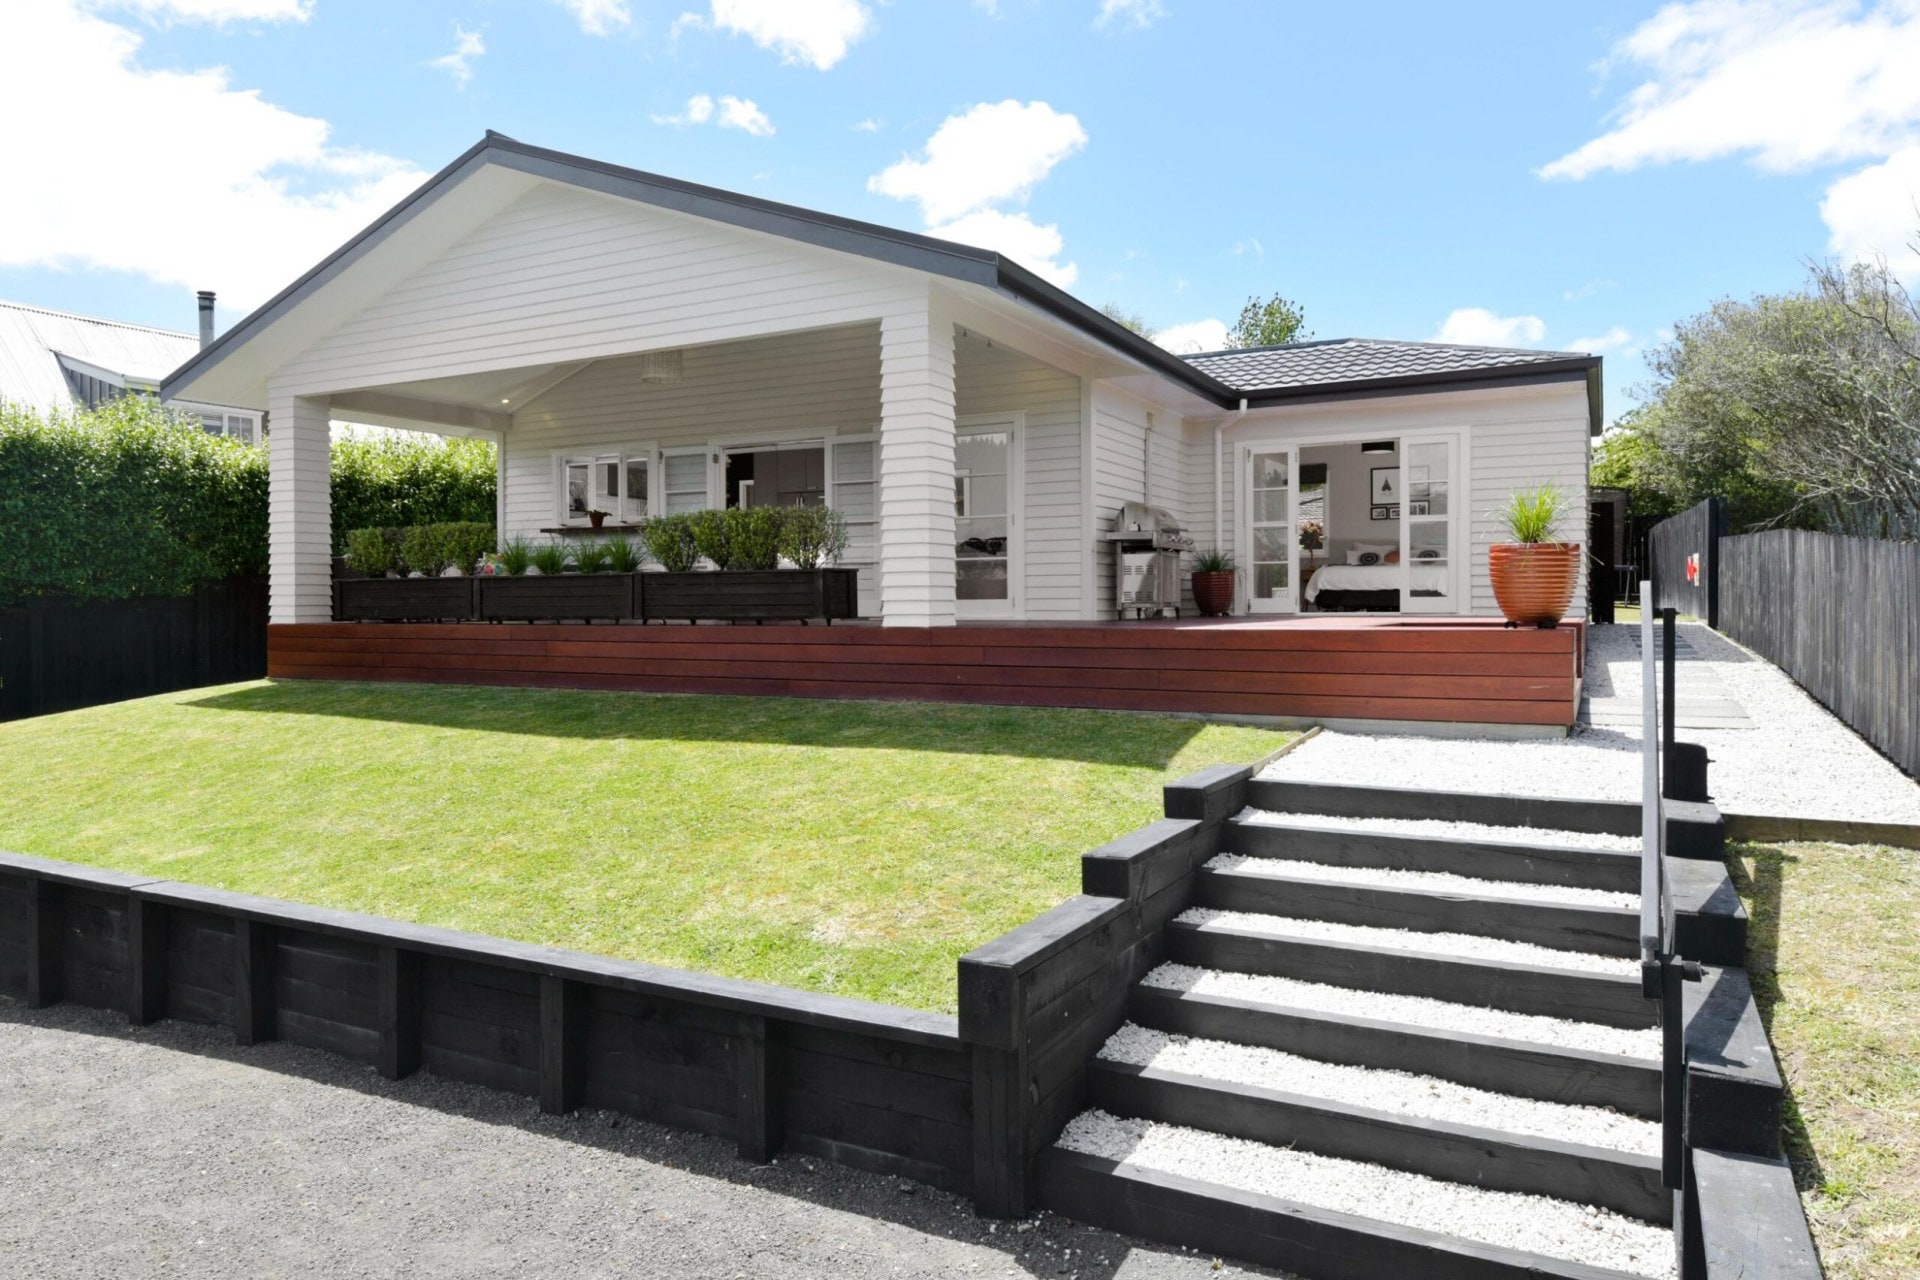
[551,444,653,527]
[826,431,879,565]
[955,412,1024,619]
[658,445,715,516]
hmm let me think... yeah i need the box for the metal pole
[1638,584,1660,971]
[1661,606,1678,752]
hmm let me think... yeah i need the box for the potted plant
[479,537,632,621]
[1489,483,1580,628]
[641,508,860,623]
[334,523,488,620]
[1190,547,1237,617]
[587,508,610,529]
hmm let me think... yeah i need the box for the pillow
[1384,549,1402,565]
[1414,548,1442,561]
[1356,551,1382,566]
[1345,543,1397,565]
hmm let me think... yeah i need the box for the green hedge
[0,397,268,606]
[0,401,499,606]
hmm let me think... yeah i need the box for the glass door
[956,418,1019,617]
[1400,434,1459,614]
[1244,446,1297,613]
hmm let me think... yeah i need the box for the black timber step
[1226,817,1640,893]
[1087,1059,1669,1223]
[1167,919,1656,1030]
[1195,863,1639,957]
[1040,1147,1662,1280]
[1129,984,1661,1118]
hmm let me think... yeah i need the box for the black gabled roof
[164,132,1600,422]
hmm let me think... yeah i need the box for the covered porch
[267,614,1584,729]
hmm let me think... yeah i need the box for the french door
[955,415,1021,618]
[1243,445,1298,614]
[1399,433,1460,614]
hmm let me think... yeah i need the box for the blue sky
[5,1,1919,422]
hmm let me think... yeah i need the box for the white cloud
[429,25,484,89]
[1569,326,1634,353]
[102,0,311,20]
[1563,277,1616,301]
[1820,144,1920,278]
[869,100,1087,223]
[692,0,872,71]
[0,1,426,313]
[1232,237,1265,260]
[555,0,631,36]
[853,117,882,133]
[926,209,1077,287]
[1096,0,1165,29]
[1431,308,1548,347]
[652,92,775,136]
[1154,319,1229,354]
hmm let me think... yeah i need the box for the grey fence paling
[1719,529,1920,779]
[1648,499,1725,626]
[0,576,267,721]
[0,762,1254,1214]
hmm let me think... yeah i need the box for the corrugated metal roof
[1182,338,1590,393]
[0,300,200,415]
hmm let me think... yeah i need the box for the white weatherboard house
[163,134,1601,628]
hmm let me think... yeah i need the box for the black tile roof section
[1183,338,1595,394]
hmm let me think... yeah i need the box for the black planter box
[641,568,859,623]
[478,573,635,622]
[335,576,475,621]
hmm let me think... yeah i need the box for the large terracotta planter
[1489,542,1580,628]
[1191,571,1236,617]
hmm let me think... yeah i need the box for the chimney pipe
[196,291,215,350]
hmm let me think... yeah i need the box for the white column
[268,392,333,624]
[877,299,958,627]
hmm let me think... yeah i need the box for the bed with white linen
[1305,561,1449,607]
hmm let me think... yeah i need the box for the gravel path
[1178,908,1639,976]
[1261,623,1920,826]
[1207,854,1639,910]
[1139,964,1661,1060]
[1235,807,1643,852]
[1098,1024,1659,1154]
[1057,1111,1675,1280]
[0,999,1290,1280]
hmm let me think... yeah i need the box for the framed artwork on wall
[1408,499,1430,516]
[1370,467,1400,503]
[1369,504,1391,521]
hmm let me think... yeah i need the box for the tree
[1225,293,1311,348]
[1099,302,1153,337]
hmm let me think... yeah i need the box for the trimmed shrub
[779,505,848,569]
[0,397,268,605]
[400,525,455,577]
[727,507,784,571]
[642,515,700,573]
[439,521,495,575]
[343,527,396,576]
[689,508,731,570]
[330,433,496,555]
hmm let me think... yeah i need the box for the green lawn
[0,681,1291,1014]
[1731,841,1920,1280]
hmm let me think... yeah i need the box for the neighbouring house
[158,132,1603,728]
[0,296,261,442]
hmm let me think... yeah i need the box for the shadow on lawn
[181,679,1221,768]
[1726,843,1829,1196]
[0,999,1289,1280]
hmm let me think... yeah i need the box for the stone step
[1196,855,1641,957]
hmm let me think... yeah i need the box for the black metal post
[1661,607,1678,752]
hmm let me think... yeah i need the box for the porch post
[877,297,958,627]
[268,391,333,624]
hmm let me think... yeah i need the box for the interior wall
[1310,440,1402,565]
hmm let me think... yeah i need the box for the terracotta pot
[1191,571,1236,617]
[1489,542,1580,627]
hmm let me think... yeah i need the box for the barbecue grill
[1102,501,1195,619]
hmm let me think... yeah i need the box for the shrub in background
[727,507,784,571]
[400,525,455,577]
[438,522,495,574]
[642,515,700,572]
[0,397,267,605]
[689,508,731,570]
[329,432,496,555]
[343,527,397,576]
[779,505,848,569]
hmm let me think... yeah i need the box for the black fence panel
[1720,530,1920,779]
[0,576,267,721]
[1649,499,1725,624]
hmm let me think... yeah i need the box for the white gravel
[1261,622,1920,827]
[1179,908,1640,976]
[1207,853,1639,910]
[1141,964,1661,1060]
[1057,1110,1676,1279]
[1236,806,1643,853]
[1099,1023,1659,1155]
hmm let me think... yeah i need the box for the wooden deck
[268,615,1583,727]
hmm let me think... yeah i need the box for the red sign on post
[1686,552,1700,585]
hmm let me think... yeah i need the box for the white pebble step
[1179,908,1641,977]
[1236,806,1643,853]
[1141,963,1661,1060]
[1099,1023,1659,1155]
[1207,853,1638,910]
[1058,1110,1675,1280]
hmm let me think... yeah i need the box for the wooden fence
[1719,530,1920,778]
[0,761,1255,1216]
[0,576,267,721]
[1649,499,1725,625]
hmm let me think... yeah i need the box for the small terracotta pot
[1489,542,1580,627]
[1191,571,1236,617]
